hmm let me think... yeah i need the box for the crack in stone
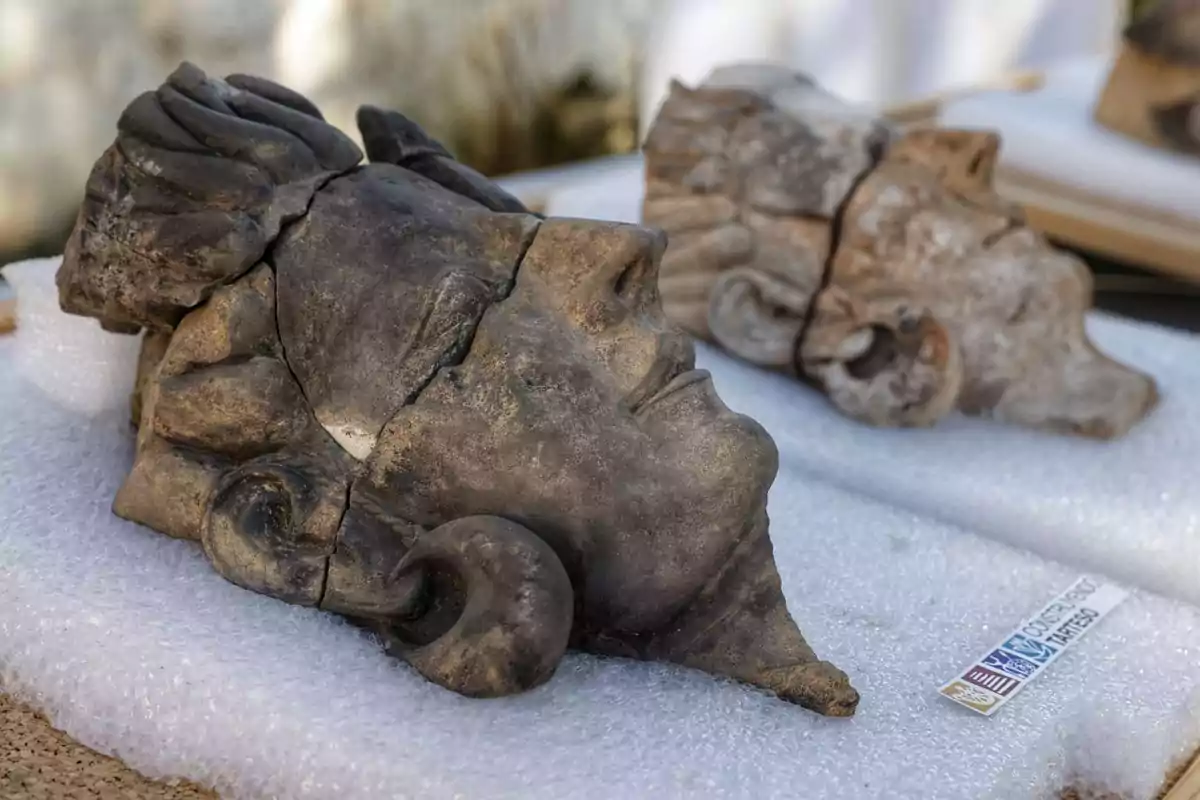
[259,166,359,609]
[791,139,887,378]
[315,478,353,609]
[288,193,542,610]
[325,218,544,613]
[266,170,354,415]
[333,216,543,512]
[403,220,542,409]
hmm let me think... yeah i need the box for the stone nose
[1058,357,1160,440]
[1000,352,1160,440]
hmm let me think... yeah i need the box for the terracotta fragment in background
[643,64,889,369]
[54,62,858,717]
[1095,0,1200,155]
[643,63,1157,439]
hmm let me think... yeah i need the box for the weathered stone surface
[356,106,530,214]
[56,62,363,333]
[272,164,538,461]
[645,64,1158,439]
[387,515,574,698]
[130,330,171,426]
[812,129,1159,438]
[55,62,857,716]
[114,262,327,540]
[642,62,889,373]
[204,441,354,607]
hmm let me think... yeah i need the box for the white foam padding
[939,55,1200,223]
[545,159,1200,611]
[3,256,1200,800]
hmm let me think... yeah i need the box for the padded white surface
[939,56,1200,223]
[545,160,1200,611]
[2,257,1199,800]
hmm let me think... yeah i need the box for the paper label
[939,576,1129,717]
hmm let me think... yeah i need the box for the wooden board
[912,67,1200,287]
[993,162,1200,286]
[1161,746,1200,800]
[1094,45,1200,156]
[0,278,15,336]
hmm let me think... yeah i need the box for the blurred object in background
[639,0,1127,138]
[1129,0,1162,19]
[1096,0,1200,156]
[0,0,659,265]
[0,274,14,334]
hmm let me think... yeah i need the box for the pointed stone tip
[761,660,861,717]
[817,682,861,718]
[166,60,208,86]
[356,105,452,161]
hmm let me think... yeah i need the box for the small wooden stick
[882,70,1047,126]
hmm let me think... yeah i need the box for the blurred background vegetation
[0,0,1164,271]
[0,0,658,265]
[1128,0,1156,20]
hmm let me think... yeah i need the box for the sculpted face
[801,129,1159,437]
[643,64,1158,439]
[56,63,858,716]
[364,220,777,635]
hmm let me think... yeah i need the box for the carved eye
[844,325,898,380]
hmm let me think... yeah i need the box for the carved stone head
[643,63,1158,439]
[56,63,858,716]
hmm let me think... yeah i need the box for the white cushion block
[2,256,1200,799]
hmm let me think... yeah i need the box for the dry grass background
[0,0,658,265]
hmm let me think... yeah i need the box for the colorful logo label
[1000,633,1058,664]
[982,649,1039,680]
[939,681,1001,713]
[938,576,1130,717]
[961,665,1020,697]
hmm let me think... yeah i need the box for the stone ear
[381,515,574,698]
[57,61,362,334]
[707,268,810,369]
